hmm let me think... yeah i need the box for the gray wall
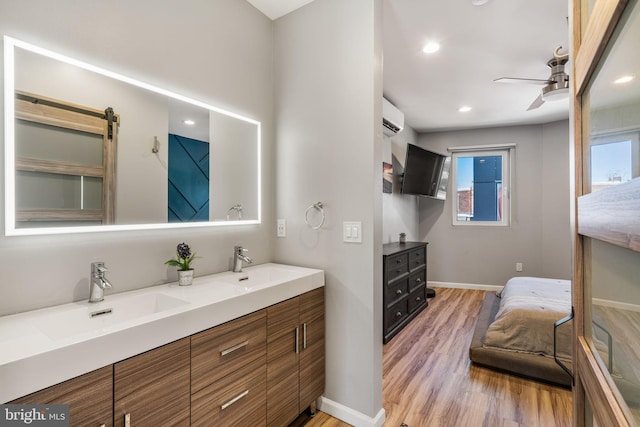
[0,0,275,315]
[382,124,420,243]
[591,239,640,304]
[417,120,571,286]
[273,0,384,421]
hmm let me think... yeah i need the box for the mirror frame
[4,36,261,236]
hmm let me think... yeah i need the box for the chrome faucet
[233,246,253,273]
[89,262,112,303]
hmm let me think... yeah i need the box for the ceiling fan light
[541,87,569,102]
[471,0,489,5]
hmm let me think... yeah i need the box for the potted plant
[165,242,198,286]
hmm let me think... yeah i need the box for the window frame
[449,146,513,227]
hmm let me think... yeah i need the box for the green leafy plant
[165,242,197,271]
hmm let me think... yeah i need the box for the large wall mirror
[4,36,261,235]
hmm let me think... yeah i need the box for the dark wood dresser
[382,241,428,344]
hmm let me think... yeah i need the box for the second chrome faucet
[233,246,252,273]
[89,262,112,303]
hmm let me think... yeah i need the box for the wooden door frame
[571,0,638,426]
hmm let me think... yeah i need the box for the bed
[469,277,573,387]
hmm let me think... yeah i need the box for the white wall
[417,120,571,286]
[382,124,420,243]
[0,0,275,315]
[541,120,572,278]
[273,0,384,423]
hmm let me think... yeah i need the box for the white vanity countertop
[0,263,324,402]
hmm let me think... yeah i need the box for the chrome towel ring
[304,202,325,229]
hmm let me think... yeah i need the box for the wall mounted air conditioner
[383,97,404,136]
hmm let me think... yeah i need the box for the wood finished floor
[305,287,572,427]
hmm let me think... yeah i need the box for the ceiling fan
[494,46,570,111]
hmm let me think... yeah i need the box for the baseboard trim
[318,396,386,427]
[428,280,502,292]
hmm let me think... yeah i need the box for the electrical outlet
[277,219,286,237]
[516,262,523,272]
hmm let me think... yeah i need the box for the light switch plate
[277,219,286,237]
[343,221,362,243]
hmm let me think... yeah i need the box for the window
[589,132,639,192]
[450,147,512,226]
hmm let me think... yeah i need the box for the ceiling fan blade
[527,94,545,111]
[494,77,550,85]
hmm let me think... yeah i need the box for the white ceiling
[249,0,571,132]
[246,0,315,20]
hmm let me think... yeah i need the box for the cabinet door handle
[220,340,249,356]
[396,269,402,274]
[124,413,131,427]
[415,277,422,283]
[303,323,307,350]
[396,259,401,264]
[396,289,402,295]
[295,327,300,354]
[416,296,422,302]
[396,311,402,318]
[221,390,249,410]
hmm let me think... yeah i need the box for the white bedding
[483,277,572,362]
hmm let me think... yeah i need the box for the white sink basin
[32,293,189,341]
[218,264,303,290]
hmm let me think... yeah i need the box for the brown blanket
[483,277,572,362]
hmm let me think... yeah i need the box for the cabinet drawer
[408,286,427,313]
[192,309,266,394]
[385,278,408,306]
[385,254,408,282]
[408,270,426,292]
[191,355,266,427]
[385,298,408,331]
[408,247,426,271]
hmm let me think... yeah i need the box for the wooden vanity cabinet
[114,337,190,427]
[298,289,325,413]
[267,287,325,426]
[7,288,325,427]
[10,365,113,427]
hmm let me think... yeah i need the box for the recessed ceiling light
[422,41,440,54]
[183,119,195,125]
[458,106,472,113]
[471,0,489,5]
[614,75,635,84]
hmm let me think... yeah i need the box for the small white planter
[177,269,194,286]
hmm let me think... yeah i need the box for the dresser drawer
[408,247,426,271]
[191,309,266,394]
[408,270,426,292]
[385,298,408,331]
[385,254,409,282]
[385,278,408,306]
[408,286,427,313]
[191,354,266,427]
